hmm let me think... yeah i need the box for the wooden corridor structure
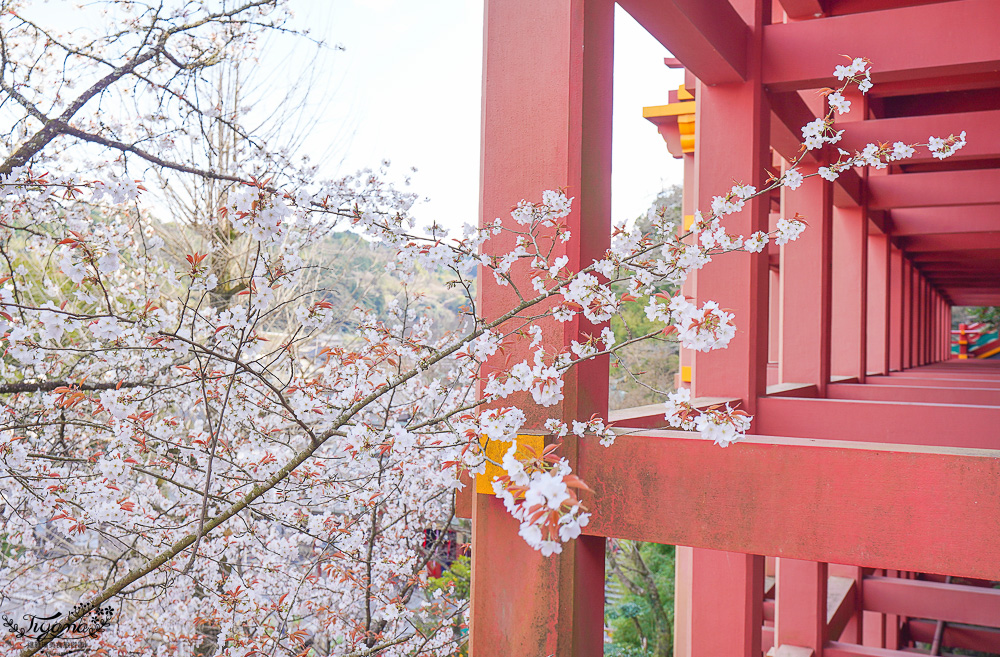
[464,1,1000,655]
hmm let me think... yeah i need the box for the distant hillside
[303,231,474,335]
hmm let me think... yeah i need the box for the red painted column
[775,558,827,654]
[867,231,888,376]
[945,301,953,360]
[899,254,908,371]
[831,205,863,379]
[940,296,947,360]
[890,246,903,372]
[863,570,887,648]
[907,262,916,369]
[882,235,892,374]
[858,206,870,382]
[688,0,767,654]
[691,24,770,410]
[472,1,612,655]
[691,549,765,657]
[778,166,833,391]
[675,546,694,657]
[938,294,943,361]
[939,297,944,361]
[921,278,929,365]
[939,296,945,361]
[916,275,924,366]
[930,294,936,363]
[919,280,926,365]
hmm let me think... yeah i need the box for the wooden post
[686,0,768,653]
[775,558,827,655]
[832,205,864,379]
[472,0,613,654]
[883,235,892,374]
[867,231,888,376]
[779,166,833,391]
[890,246,903,372]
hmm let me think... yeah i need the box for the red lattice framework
[460,1,1000,655]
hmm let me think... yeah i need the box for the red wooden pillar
[858,208,870,382]
[691,549,765,657]
[687,0,768,654]
[938,295,951,360]
[882,236,892,374]
[927,284,933,364]
[899,255,908,371]
[941,296,947,360]
[775,558,827,654]
[936,296,942,361]
[917,274,928,365]
[890,246,903,372]
[867,231,888,376]
[691,19,770,410]
[930,293,936,363]
[862,570,887,648]
[472,1,612,655]
[907,263,916,368]
[832,205,864,379]
[779,166,833,391]
[939,295,947,361]
[920,277,928,365]
[916,275,924,366]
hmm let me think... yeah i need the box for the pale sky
[20,0,684,232]
[293,1,685,232]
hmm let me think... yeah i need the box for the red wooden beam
[827,383,1000,406]
[777,0,825,20]
[889,205,1000,236]
[762,0,1000,92]
[836,110,1000,164]
[863,576,1000,627]
[580,431,1000,580]
[868,170,1000,210]
[617,0,748,85]
[768,90,866,207]
[912,249,1000,263]
[827,0,954,16]
[897,232,1000,252]
[754,396,1000,448]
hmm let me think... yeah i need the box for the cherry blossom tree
[0,2,968,654]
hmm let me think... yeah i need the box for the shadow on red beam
[579,430,1000,580]
[827,382,1000,406]
[754,396,1000,448]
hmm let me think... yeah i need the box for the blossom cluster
[490,442,591,556]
